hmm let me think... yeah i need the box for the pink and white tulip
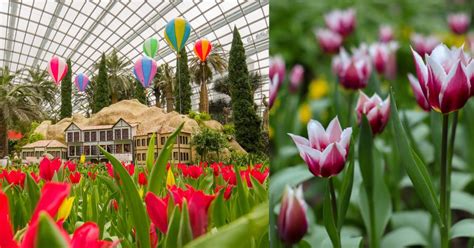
[411,44,472,113]
[379,25,394,43]
[411,33,440,56]
[356,92,390,135]
[369,41,399,79]
[332,46,372,90]
[448,13,470,35]
[290,64,304,92]
[324,8,356,37]
[269,56,285,108]
[408,73,431,111]
[277,185,308,245]
[289,117,352,178]
[315,28,343,54]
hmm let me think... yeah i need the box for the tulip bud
[324,8,356,37]
[315,28,343,54]
[356,92,390,135]
[332,46,372,90]
[448,13,470,35]
[277,185,308,245]
[411,33,440,56]
[379,25,394,43]
[369,41,399,79]
[290,64,304,92]
[269,56,286,108]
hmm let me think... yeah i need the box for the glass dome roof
[0,0,269,115]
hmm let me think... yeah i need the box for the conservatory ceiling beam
[68,1,116,60]
[3,0,19,68]
[31,1,64,67]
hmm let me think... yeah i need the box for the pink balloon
[133,56,157,88]
[48,56,68,85]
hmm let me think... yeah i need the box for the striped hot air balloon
[48,56,68,85]
[164,17,191,53]
[143,37,159,58]
[133,56,157,88]
[74,73,89,92]
[194,38,212,62]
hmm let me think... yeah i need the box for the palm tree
[155,63,175,112]
[214,71,263,98]
[24,66,58,114]
[0,66,56,157]
[94,49,133,104]
[189,43,227,113]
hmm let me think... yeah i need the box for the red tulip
[324,8,356,37]
[356,92,390,134]
[65,161,77,172]
[87,171,97,181]
[277,185,308,245]
[106,162,114,178]
[21,182,71,248]
[315,28,343,54]
[145,192,169,234]
[408,73,431,111]
[71,222,117,248]
[369,41,399,79]
[448,13,470,35]
[332,46,372,90]
[411,44,472,113]
[69,172,81,184]
[30,172,40,183]
[0,190,17,248]
[214,185,233,200]
[269,56,286,108]
[110,199,119,211]
[39,157,61,181]
[289,117,352,177]
[125,163,135,176]
[138,172,148,186]
[411,33,439,56]
[188,191,215,238]
[187,165,203,179]
[379,25,394,43]
[2,169,26,187]
[149,223,158,248]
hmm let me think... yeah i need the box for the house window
[147,138,151,145]
[91,146,97,155]
[136,139,139,147]
[142,139,146,146]
[69,146,75,156]
[84,132,90,142]
[115,129,121,140]
[142,153,146,161]
[106,145,113,153]
[161,137,165,145]
[173,152,178,160]
[84,146,90,155]
[100,131,106,141]
[67,132,73,142]
[107,130,113,141]
[115,144,122,154]
[124,144,131,153]
[137,154,141,161]
[75,146,81,156]
[122,129,129,139]
[91,132,97,142]
[74,132,80,142]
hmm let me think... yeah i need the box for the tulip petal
[326,117,342,143]
[427,56,446,111]
[320,143,347,177]
[298,144,322,177]
[0,191,18,248]
[145,192,168,234]
[439,61,470,113]
[411,47,429,97]
[338,128,352,153]
[31,182,71,224]
[408,73,431,111]
[71,222,100,248]
[307,120,328,150]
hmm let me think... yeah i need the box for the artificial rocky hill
[34,99,245,155]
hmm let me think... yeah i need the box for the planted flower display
[271,1,474,247]
[1,126,269,247]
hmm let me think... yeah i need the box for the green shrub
[223,124,235,136]
[191,128,228,161]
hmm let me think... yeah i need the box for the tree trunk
[0,118,8,157]
[165,88,174,113]
[111,92,118,104]
[199,80,209,113]
[154,87,161,108]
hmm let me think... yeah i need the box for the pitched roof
[22,140,67,149]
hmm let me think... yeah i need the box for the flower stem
[446,111,458,235]
[347,91,355,127]
[329,177,341,248]
[440,114,449,248]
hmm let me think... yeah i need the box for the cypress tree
[133,79,148,105]
[175,49,192,114]
[60,58,72,119]
[92,53,110,113]
[228,27,262,153]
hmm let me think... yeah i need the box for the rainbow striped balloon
[48,56,68,85]
[133,56,157,88]
[74,73,89,92]
[194,38,212,62]
[143,37,158,58]
[164,17,191,52]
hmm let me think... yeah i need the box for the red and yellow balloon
[193,38,212,62]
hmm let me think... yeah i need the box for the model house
[21,140,67,163]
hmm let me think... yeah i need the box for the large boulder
[34,99,246,155]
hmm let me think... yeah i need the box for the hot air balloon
[194,38,212,62]
[143,37,159,58]
[74,73,89,92]
[164,17,191,53]
[133,56,157,88]
[48,56,68,85]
